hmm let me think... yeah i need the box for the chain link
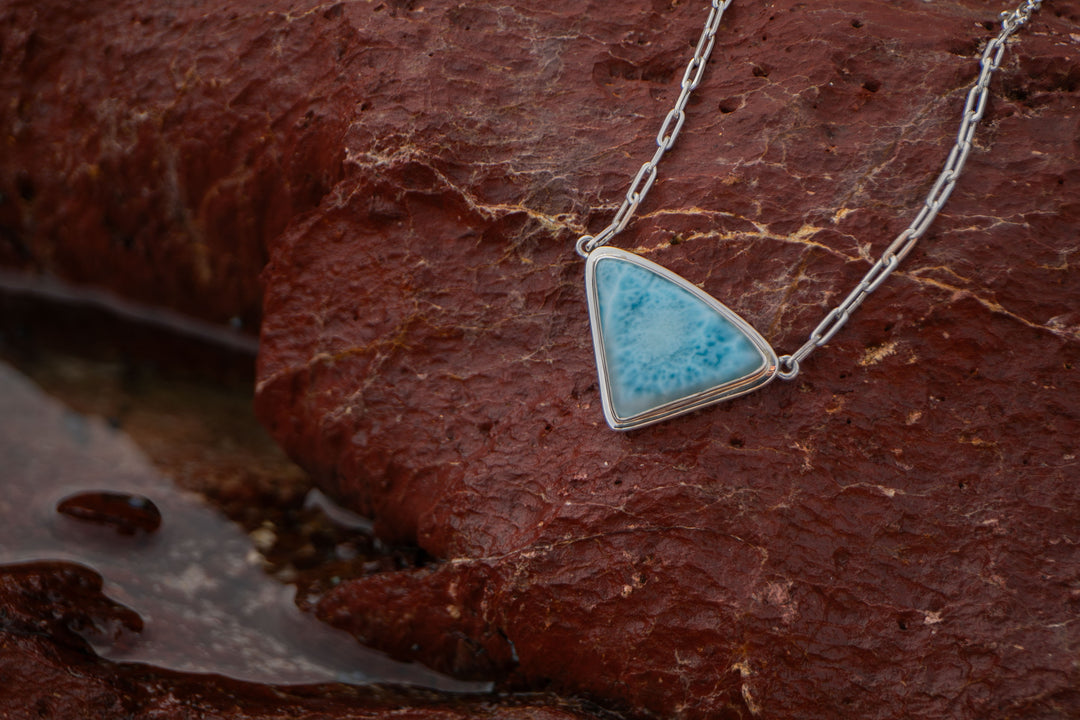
[776,0,1043,378]
[576,0,732,258]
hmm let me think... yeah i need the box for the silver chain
[575,0,733,259]
[575,0,1044,380]
[776,0,1044,378]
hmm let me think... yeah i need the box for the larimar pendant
[585,247,778,430]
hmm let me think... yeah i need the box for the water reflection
[0,359,487,692]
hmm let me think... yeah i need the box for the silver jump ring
[777,355,800,381]
[575,235,595,258]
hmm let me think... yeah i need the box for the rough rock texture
[0,0,354,328]
[256,2,1080,718]
[0,561,606,720]
[3,0,1080,718]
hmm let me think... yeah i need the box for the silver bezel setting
[585,247,779,431]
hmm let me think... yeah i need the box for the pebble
[56,491,162,535]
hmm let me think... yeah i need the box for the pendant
[585,247,778,430]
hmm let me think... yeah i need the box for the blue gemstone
[594,255,765,420]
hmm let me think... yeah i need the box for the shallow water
[0,339,486,692]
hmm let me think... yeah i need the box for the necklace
[576,0,1045,430]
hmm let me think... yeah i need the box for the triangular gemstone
[585,247,778,430]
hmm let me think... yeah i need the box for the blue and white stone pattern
[595,257,764,419]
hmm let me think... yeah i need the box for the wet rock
[57,491,162,535]
[0,561,144,653]
[0,358,486,692]
[0,562,610,720]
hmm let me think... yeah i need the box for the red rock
[0,561,144,653]
[0,0,354,328]
[316,564,517,681]
[3,0,1080,718]
[253,2,1080,718]
[0,561,606,720]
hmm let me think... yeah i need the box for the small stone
[249,525,277,552]
[56,491,162,535]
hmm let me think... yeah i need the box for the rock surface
[3,0,1080,718]
[0,0,354,328]
[0,561,607,720]
[256,2,1080,718]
